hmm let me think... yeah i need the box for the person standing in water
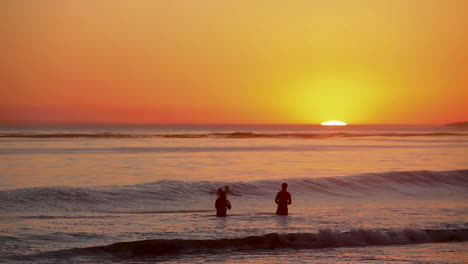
[215,189,231,217]
[275,183,291,215]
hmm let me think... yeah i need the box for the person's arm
[275,192,279,204]
[287,193,292,205]
[226,200,231,210]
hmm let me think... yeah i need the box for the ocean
[0,124,467,263]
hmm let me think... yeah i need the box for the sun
[321,120,347,126]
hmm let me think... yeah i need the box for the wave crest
[45,228,468,257]
[1,170,466,212]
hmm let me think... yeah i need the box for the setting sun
[321,120,347,126]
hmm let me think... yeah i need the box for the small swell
[45,228,468,257]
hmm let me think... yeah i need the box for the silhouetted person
[275,183,291,215]
[215,189,231,217]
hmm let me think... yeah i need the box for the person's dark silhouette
[215,189,231,217]
[275,183,291,215]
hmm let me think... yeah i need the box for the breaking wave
[0,170,466,213]
[34,228,468,258]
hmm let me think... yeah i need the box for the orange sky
[1,0,467,124]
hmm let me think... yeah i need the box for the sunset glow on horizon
[1,1,467,125]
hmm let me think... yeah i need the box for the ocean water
[0,124,467,263]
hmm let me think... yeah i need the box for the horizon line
[0,121,462,126]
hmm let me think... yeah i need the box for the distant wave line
[1,143,466,155]
[1,132,468,139]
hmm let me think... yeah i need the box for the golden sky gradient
[1,0,467,124]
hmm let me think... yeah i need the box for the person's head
[219,190,226,199]
[282,183,288,191]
